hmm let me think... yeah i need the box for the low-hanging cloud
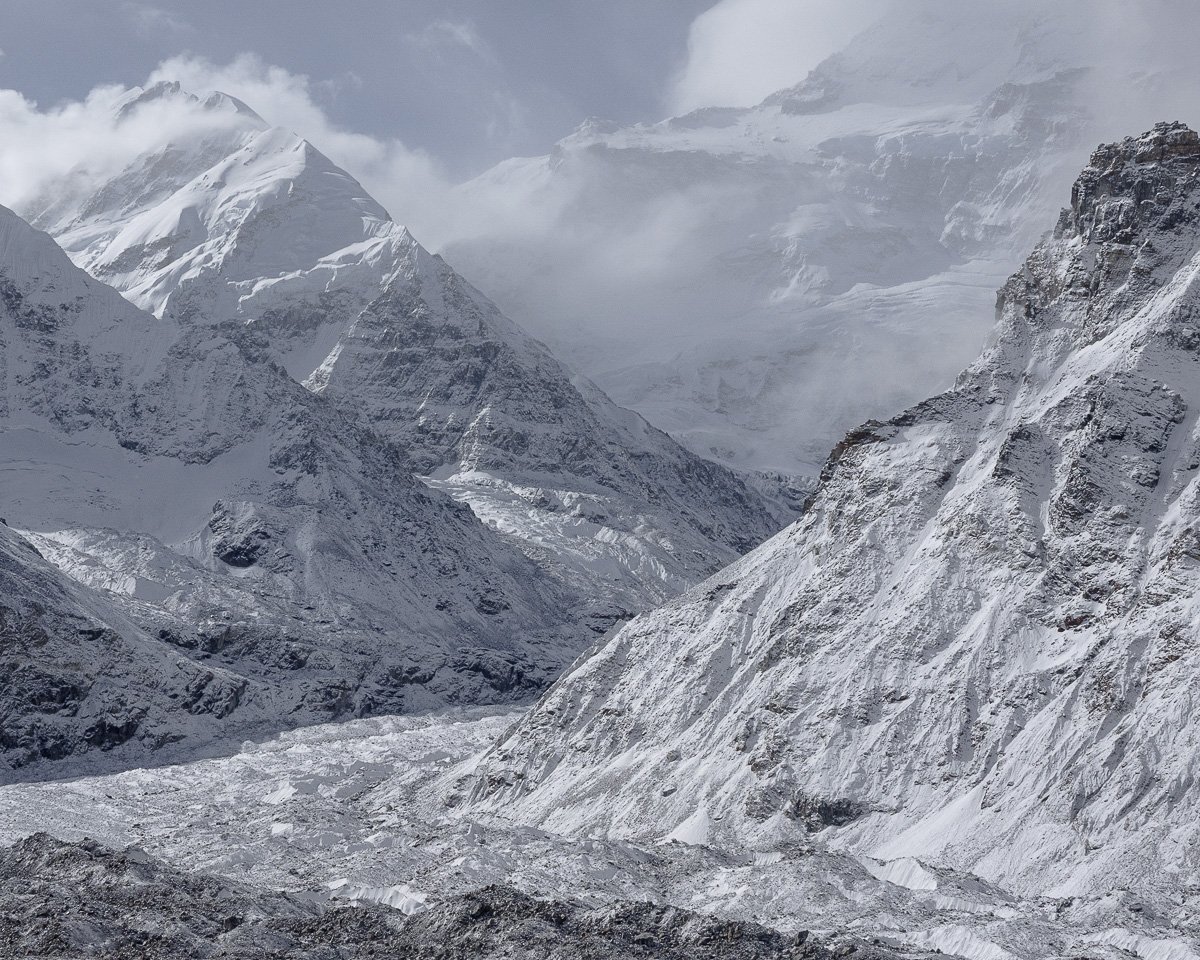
[443,0,1200,472]
[0,54,455,243]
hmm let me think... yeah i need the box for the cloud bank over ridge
[3,0,1200,478]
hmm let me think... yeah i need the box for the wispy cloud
[0,55,452,243]
[405,19,494,62]
[120,2,195,41]
[669,0,885,114]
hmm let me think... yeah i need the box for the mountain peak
[199,90,266,124]
[1064,122,1200,240]
[113,80,266,128]
[1108,119,1200,163]
[21,85,780,620]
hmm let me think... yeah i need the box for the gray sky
[0,0,719,177]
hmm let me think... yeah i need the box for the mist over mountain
[442,0,1200,476]
[4,2,1198,482]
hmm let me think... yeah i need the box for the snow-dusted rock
[470,124,1200,906]
[27,82,782,612]
[0,520,239,770]
[0,833,916,959]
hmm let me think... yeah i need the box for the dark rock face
[389,887,895,960]
[208,501,273,568]
[788,795,867,833]
[0,835,915,960]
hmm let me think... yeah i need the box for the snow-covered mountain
[444,4,1176,478]
[0,200,594,775]
[469,123,1200,907]
[25,82,782,611]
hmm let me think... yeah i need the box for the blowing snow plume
[0,55,452,244]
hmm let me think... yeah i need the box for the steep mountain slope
[26,82,781,610]
[0,201,582,776]
[445,4,1172,478]
[469,124,1200,906]
[0,521,240,770]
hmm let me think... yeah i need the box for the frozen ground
[1,708,1194,960]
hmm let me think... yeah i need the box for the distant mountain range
[444,4,1179,478]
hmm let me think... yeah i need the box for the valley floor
[1,710,1195,960]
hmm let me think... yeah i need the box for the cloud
[0,82,224,218]
[0,54,458,245]
[669,0,886,114]
[405,19,493,61]
[147,55,458,233]
[121,2,194,41]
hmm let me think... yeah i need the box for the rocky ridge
[0,833,915,959]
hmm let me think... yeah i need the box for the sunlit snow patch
[903,925,1019,960]
[1086,930,1200,960]
[658,807,711,846]
[328,877,429,915]
[859,856,939,891]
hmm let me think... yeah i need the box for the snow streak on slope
[26,82,782,612]
[469,125,1200,911]
[0,201,587,776]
